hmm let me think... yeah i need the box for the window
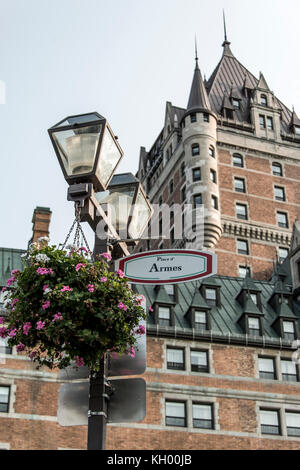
[267,116,274,130]
[166,401,186,427]
[193,194,202,208]
[203,113,209,122]
[159,196,163,206]
[259,115,266,129]
[239,266,251,278]
[295,126,300,136]
[169,180,174,194]
[261,94,268,106]
[232,99,240,109]
[165,284,175,301]
[234,178,246,193]
[286,412,300,437]
[210,169,217,183]
[209,146,215,158]
[0,386,9,413]
[158,306,171,326]
[191,350,209,373]
[237,239,249,255]
[0,337,12,355]
[248,317,260,336]
[181,186,186,203]
[259,357,276,380]
[225,109,233,120]
[283,321,296,341]
[192,404,213,429]
[274,186,285,201]
[190,113,197,123]
[211,196,218,210]
[281,360,298,382]
[194,310,207,330]
[170,227,175,244]
[192,168,201,182]
[250,293,258,305]
[191,144,200,156]
[233,154,244,168]
[205,288,217,307]
[181,162,185,177]
[167,348,185,371]
[236,203,248,220]
[277,212,288,228]
[260,409,280,435]
[278,247,289,263]
[272,162,283,176]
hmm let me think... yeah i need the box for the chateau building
[2,34,300,450]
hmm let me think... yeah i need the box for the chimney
[31,207,52,243]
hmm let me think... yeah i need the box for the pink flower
[61,286,72,292]
[129,347,135,358]
[42,301,50,310]
[101,252,112,261]
[88,284,95,293]
[29,352,36,361]
[6,277,16,287]
[0,327,8,338]
[9,328,17,337]
[135,325,146,335]
[16,343,25,352]
[118,302,127,311]
[1,287,6,293]
[11,298,18,307]
[116,269,125,278]
[0,317,4,325]
[75,263,86,272]
[52,313,63,322]
[43,284,49,291]
[75,356,85,367]
[37,267,53,276]
[149,306,154,312]
[23,322,32,335]
[36,321,45,330]
[101,277,107,283]
[11,269,20,276]
[136,295,145,305]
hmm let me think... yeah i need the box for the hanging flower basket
[0,240,146,371]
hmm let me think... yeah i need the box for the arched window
[233,154,243,168]
[272,162,283,177]
[191,144,200,156]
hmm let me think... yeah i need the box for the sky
[1,0,300,251]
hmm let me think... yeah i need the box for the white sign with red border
[115,249,217,285]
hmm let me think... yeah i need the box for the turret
[181,52,222,250]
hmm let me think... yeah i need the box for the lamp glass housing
[48,112,123,192]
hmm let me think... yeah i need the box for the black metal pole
[87,354,108,450]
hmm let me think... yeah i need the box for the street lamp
[48,112,123,192]
[96,173,153,241]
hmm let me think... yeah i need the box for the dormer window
[158,306,171,326]
[295,126,300,136]
[278,247,289,263]
[283,321,296,341]
[259,115,266,129]
[225,109,233,120]
[165,284,176,302]
[261,95,268,106]
[232,99,240,109]
[248,317,261,337]
[267,117,274,131]
[194,310,208,330]
[205,288,217,307]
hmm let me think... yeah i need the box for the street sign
[115,249,217,285]
[57,378,146,426]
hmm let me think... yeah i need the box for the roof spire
[222,10,234,57]
[195,34,199,70]
[186,52,211,113]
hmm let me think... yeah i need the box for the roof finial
[223,9,228,42]
[195,34,199,69]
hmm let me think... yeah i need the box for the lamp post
[48,112,152,451]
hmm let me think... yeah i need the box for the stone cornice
[222,218,291,246]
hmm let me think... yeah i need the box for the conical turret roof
[186,58,211,113]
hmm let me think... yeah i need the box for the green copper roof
[0,247,26,287]
[136,274,299,341]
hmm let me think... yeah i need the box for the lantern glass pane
[98,186,135,235]
[96,127,122,188]
[52,124,102,176]
[129,190,152,239]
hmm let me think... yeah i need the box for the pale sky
[1,0,300,250]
